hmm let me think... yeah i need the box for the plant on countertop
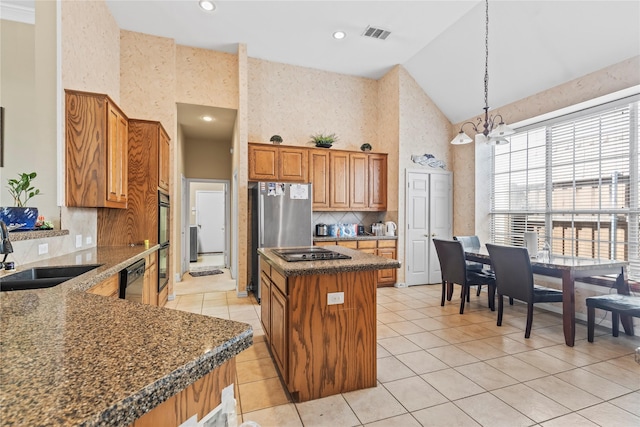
[310,132,338,148]
[360,143,372,152]
[270,134,283,144]
[7,172,40,207]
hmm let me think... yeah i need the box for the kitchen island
[258,245,400,402]
[0,246,252,426]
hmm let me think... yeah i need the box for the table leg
[562,270,576,347]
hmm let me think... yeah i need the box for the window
[490,96,639,279]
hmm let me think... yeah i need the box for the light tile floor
[166,272,640,427]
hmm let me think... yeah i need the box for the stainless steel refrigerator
[250,182,312,302]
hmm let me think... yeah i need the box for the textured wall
[176,46,239,110]
[248,59,378,151]
[452,56,640,236]
[61,0,120,99]
[237,44,249,296]
[396,67,453,284]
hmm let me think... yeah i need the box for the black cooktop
[272,247,352,262]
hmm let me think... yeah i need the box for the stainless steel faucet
[0,220,14,266]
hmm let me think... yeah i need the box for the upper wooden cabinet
[313,150,387,212]
[309,150,330,208]
[98,119,169,246]
[158,128,170,192]
[248,143,308,182]
[66,89,128,209]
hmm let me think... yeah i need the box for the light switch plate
[75,235,82,248]
[327,292,344,305]
[85,236,92,245]
[38,243,48,255]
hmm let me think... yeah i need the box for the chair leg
[612,311,620,337]
[459,286,467,314]
[525,302,534,339]
[497,295,503,326]
[488,285,495,311]
[587,306,595,343]
[476,285,482,296]
[447,282,454,301]
[466,286,471,302]
[509,297,514,305]
[441,280,446,307]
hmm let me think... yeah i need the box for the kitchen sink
[0,264,102,292]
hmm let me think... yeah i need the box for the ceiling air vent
[362,25,391,40]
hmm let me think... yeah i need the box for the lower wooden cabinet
[144,253,158,306]
[260,272,271,339]
[87,274,119,298]
[130,358,237,427]
[315,238,398,286]
[270,285,288,382]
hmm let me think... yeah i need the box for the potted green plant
[310,133,337,148]
[1,172,40,230]
[360,143,372,152]
[270,135,283,145]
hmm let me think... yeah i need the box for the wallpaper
[247,58,378,152]
[176,46,239,111]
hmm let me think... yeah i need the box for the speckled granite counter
[259,245,400,277]
[0,246,252,426]
[313,235,397,242]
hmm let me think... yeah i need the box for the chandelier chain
[484,0,489,110]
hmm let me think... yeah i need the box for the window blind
[490,99,640,279]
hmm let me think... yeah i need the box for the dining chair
[454,235,486,297]
[486,243,563,338]
[433,239,496,314]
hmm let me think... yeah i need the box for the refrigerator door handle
[259,193,265,246]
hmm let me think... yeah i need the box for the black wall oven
[158,191,170,292]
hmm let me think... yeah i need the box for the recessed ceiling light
[199,0,216,12]
[201,115,214,122]
[333,31,346,40]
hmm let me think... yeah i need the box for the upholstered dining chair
[433,239,496,314]
[486,243,563,338]
[454,235,485,297]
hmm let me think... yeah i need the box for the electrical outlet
[85,236,92,245]
[38,243,48,255]
[327,292,344,305]
[75,235,83,248]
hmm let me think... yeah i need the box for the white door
[405,171,452,286]
[428,172,453,283]
[196,190,225,253]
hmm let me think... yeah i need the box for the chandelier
[450,0,514,145]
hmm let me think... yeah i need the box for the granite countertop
[0,246,253,426]
[259,245,401,277]
[313,235,397,242]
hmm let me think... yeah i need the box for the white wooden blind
[490,98,640,278]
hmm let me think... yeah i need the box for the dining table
[465,249,629,347]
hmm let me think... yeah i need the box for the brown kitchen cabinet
[65,89,129,209]
[376,240,397,286]
[314,238,397,286]
[158,127,170,192]
[248,143,308,182]
[329,151,350,209]
[368,153,387,210]
[87,274,120,298]
[144,252,158,306]
[311,149,387,212]
[309,150,330,208]
[349,153,369,209]
[98,119,169,247]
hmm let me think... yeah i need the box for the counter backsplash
[312,211,397,236]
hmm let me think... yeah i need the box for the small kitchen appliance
[315,223,329,236]
[385,221,397,236]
